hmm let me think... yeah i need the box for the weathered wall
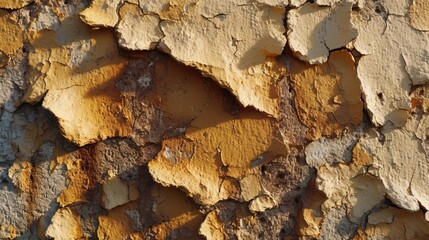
[0,0,428,239]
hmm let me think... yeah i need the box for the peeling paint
[199,211,225,240]
[149,110,288,205]
[0,0,33,9]
[79,0,122,27]
[287,2,357,64]
[45,207,83,240]
[1,0,429,238]
[25,17,133,146]
[291,50,363,140]
[356,207,429,239]
[354,9,429,126]
[116,2,163,50]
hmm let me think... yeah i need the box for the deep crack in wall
[0,0,428,239]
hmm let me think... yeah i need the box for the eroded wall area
[0,0,428,239]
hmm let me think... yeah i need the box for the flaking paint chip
[25,17,133,146]
[0,0,33,9]
[354,12,429,126]
[199,211,225,240]
[79,0,122,27]
[287,2,357,64]
[88,0,288,117]
[116,3,163,50]
[45,207,83,240]
[149,112,286,205]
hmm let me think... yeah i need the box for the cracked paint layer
[355,207,429,239]
[116,2,163,50]
[353,6,429,127]
[149,110,288,205]
[157,1,287,117]
[1,0,429,238]
[99,0,288,117]
[359,115,429,212]
[287,2,357,64]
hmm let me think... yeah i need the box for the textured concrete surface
[0,0,428,239]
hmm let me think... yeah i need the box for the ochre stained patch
[354,207,429,239]
[56,155,94,207]
[97,202,142,239]
[0,0,33,9]
[297,185,325,239]
[0,10,23,55]
[145,53,288,206]
[149,110,288,205]
[0,225,17,239]
[409,0,429,31]
[150,185,204,239]
[291,50,363,140]
[25,16,133,146]
[199,211,225,240]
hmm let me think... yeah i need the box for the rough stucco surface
[0,0,428,239]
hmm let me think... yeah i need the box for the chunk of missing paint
[102,175,139,210]
[149,111,287,205]
[57,157,93,207]
[156,1,287,117]
[150,185,204,239]
[291,50,362,140]
[145,54,288,206]
[45,207,83,240]
[287,2,357,64]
